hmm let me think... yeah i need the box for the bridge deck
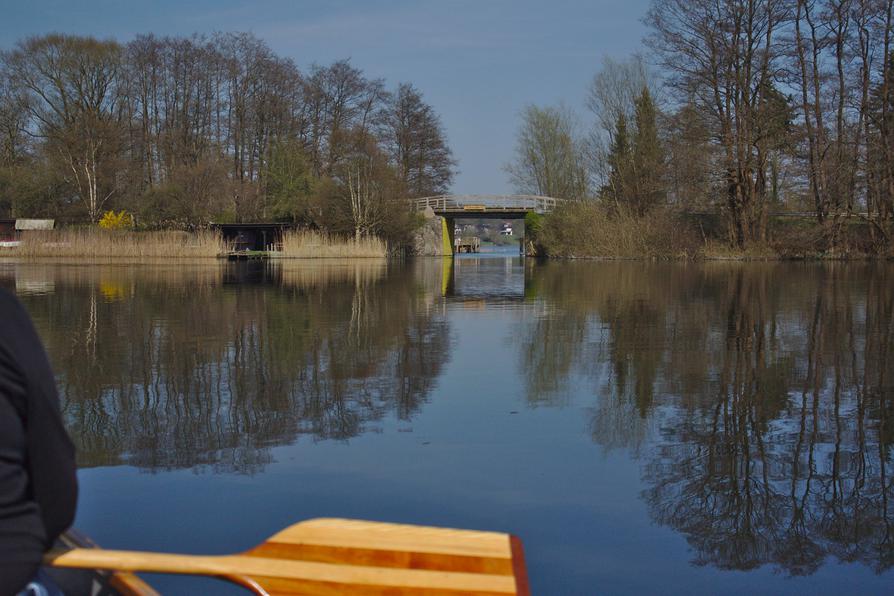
[415,194,562,215]
[435,207,540,215]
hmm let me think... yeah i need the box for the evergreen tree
[632,87,665,215]
[603,112,632,208]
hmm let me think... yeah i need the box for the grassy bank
[6,229,228,259]
[276,231,387,258]
[533,202,893,260]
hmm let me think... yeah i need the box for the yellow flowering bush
[98,210,135,231]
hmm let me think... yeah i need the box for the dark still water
[1,258,892,595]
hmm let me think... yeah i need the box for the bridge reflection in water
[438,252,532,302]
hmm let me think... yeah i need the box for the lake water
[2,255,893,595]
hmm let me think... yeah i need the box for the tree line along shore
[3,0,894,261]
[0,32,453,250]
[512,0,894,259]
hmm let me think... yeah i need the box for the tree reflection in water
[6,261,449,474]
[4,259,891,576]
[527,262,893,575]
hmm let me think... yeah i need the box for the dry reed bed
[8,230,228,259]
[537,203,701,259]
[276,231,386,258]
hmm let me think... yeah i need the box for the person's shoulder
[0,286,23,308]
[0,289,37,365]
[0,288,28,326]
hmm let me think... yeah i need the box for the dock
[455,237,480,253]
[225,251,270,261]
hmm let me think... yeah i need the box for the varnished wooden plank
[509,536,530,596]
[250,542,514,574]
[48,551,518,594]
[47,518,526,595]
[230,574,517,596]
[58,529,160,596]
[264,518,512,559]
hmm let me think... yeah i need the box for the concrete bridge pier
[412,207,453,256]
[442,215,456,255]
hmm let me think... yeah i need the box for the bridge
[414,194,562,217]
[414,195,563,256]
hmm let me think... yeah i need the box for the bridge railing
[414,196,459,211]
[413,195,562,213]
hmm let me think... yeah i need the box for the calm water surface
[2,256,892,595]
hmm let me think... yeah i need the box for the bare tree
[301,60,388,177]
[6,34,124,222]
[647,0,789,247]
[870,0,894,223]
[790,0,863,223]
[385,83,455,197]
[326,131,401,240]
[586,55,654,185]
[505,104,590,200]
[0,70,29,167]
[663,102,716,209]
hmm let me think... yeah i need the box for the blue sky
[1,0,652,194]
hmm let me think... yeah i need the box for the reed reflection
[526,262,894,574]
[10,261,449,474]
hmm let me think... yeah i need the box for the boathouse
[0,219,14,242]
[16,219,55,233]
[211,223,292,252]
[0,219,55,246]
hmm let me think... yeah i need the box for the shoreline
[3,253,891,263]
[528,254,893,262]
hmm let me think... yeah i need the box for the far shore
[2,223,890,263]
[2,229,389,260]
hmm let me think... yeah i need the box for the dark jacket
[0,289,78,593]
